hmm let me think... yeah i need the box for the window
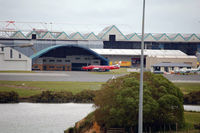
[75,57,80,60]
[57,60,62,62]
[1,47,4,51]
[93,61,99,64]
[34,66,38,68]
[109,35,116,42]
[10,49,13,58]
[43,59,46,62]
[32,34,36,39]
[49,59,55,62]
[184,62,192,65]
[49,66,55,68]
[19,54,21,58]
[65,60,70,62]
[171,67,174,70]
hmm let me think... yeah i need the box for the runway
[0,71,123,82]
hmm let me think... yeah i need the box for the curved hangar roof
[91,49,189,57]
[30,45,109,65]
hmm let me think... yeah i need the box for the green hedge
[0,91,19,103]
[30,90,96,103]
[184,91,200,105]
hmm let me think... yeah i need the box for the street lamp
[138,0,146,133]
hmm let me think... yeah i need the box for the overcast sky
[0,0,200,34]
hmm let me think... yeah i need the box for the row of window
[43,59,70,63]
[42,57,97,63]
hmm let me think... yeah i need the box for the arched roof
[30,44,109,65]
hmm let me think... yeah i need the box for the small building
[152,62,192,73]
[92,49,197,73]
[0,44,31,71]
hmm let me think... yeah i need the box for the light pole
[138,0,146,133]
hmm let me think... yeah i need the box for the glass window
[49,66,55,68]
[75,57,80,60]
[19,54,21,58]
[49,60,55,62]
[1,47,4,51]
[43,59,46,62]
[65,60,70,62]
[57,60,62,62]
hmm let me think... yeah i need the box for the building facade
[0,44,31,71]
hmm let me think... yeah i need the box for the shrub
[74,90,96,103]
[184,91,200,105]
[30,90,96,103]
[30,91,74,103]
[0,91,19,103]
[94,72,184,132]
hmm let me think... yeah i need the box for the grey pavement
[0,71,124,82]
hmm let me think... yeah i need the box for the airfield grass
[0,86,41,97]
[0,81,200,97]
[174,82,200,94]
[183,111,200,132]
[0,81,104,97]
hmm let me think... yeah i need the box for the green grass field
[0,81,200,97]
[183,111,200,131]
[0,81,104,97]
[174,82,200,94]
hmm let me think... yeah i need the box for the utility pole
[138,0,146,133]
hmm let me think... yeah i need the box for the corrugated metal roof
[91,49,187,56]
[152,62,191,67]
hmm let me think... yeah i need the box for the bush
[184,91,200,105]
[30,90,96,103]
[74,90,96,103]
[94,72,184,132]
[0,91,19,103]
[30,91,73,103]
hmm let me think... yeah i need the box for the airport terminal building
[0,25,199,72]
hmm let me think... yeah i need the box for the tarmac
[0,71,200,82]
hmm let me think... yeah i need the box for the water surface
[0,103,94,133]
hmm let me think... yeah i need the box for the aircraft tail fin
[116,61,122,67]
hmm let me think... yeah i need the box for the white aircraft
[175,67,200,74]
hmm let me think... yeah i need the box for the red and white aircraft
[82,61,121,71]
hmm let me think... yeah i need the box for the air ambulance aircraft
[82,61,121,72]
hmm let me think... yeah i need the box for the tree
[94,72,184,132]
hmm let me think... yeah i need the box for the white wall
[0,45,32,71]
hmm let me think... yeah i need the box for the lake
[0,103,94,133]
